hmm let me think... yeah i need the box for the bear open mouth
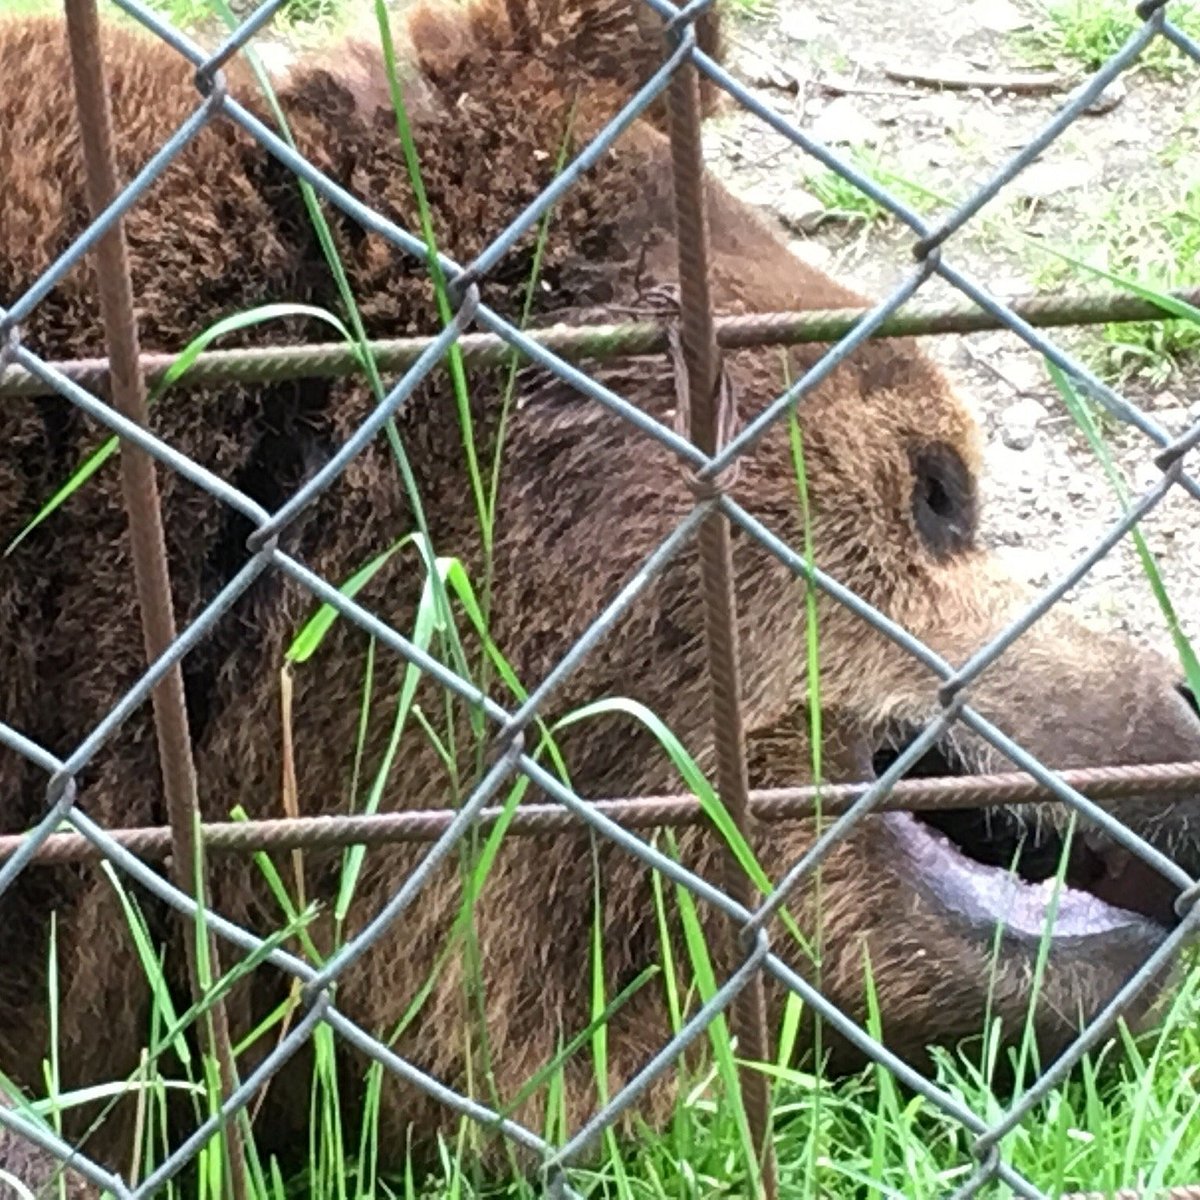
[873,734,1182,941]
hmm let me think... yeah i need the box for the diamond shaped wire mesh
[0,0,1198,1197]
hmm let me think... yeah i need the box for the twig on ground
[881,62,1070,94]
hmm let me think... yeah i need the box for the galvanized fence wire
[0,0,1198,1197]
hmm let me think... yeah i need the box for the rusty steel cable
[665,18,777,1196]
[61,7,249,1198]
[3,284,1199,400]
[4,758,1200,867]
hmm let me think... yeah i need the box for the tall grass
[7,862,1200,1198]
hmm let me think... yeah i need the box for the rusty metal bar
[5,284,1200,399]
[664,13,777,1196]
[4,758,1200,867]
[60,7,248,1197]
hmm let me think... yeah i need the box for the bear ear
[330,40,396,120]
[336,37,448,125]
[282,28,449,131]
[407,2,726,126]
[406,1,482,79]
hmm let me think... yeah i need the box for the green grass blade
[371,0,487,545]
[1046,361,1200,701]
[6,302,358,557]
[286,536,412,664]
[1027,238,1200,325]
[551,696,816,960]
[662,828,760,1192]
[552,697,770,893]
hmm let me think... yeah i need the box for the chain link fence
[0,0,1198,1197]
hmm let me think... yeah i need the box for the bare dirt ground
[705,0,1200,658]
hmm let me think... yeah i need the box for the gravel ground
[705,0,1200,657]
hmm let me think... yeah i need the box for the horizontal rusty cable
[4,758,1199,867]
[2,284,1198,399]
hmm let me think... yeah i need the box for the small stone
[996,354,1049,394]
[1011,395,1050,424]
[1013,158,1097,200]
[1005,128,1037,150]
[972,332,1012,358]
[968,0,1033,32]
[780,8,824,42]
[1155,405,1189,431]
[776,188,828,234]
[1084,76,1126,116]
[746,63,799,92]
[741,181,779,210]
[810,97,881,146]
[1133,460,1162,490]
[1000,396,1049,450]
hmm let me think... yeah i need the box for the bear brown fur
[1,0,1199,1191]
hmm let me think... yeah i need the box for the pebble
[780,8,826,42]
[746,64,799,92]
[810,98,882,146]
[1154,406,1189,432]
[1084,77,1127,116]
[776,188,829,234]
[1000,397,1050,450]
[1011,158,1097,201]
[993,353,1050,395]
[967,0,1032,33]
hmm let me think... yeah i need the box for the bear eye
[910,442,977,559]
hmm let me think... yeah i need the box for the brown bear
[0,0,1197,1191]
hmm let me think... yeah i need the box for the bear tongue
[883,811,1165,940]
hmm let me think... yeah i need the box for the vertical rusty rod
[61,6,249,1197]
[663,14,777,1199]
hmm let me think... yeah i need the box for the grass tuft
[1016,0,1200,78]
